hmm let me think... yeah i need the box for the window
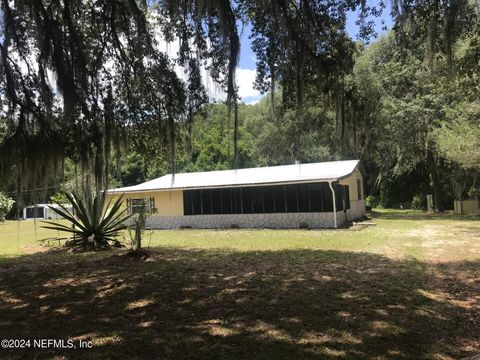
[357,179,363,200]
[128,197,155,214]
[342,185,351,210]
[333,184,344,211]
[25,207,45,218]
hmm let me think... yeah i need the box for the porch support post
[328,180,337,229]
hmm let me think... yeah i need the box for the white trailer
[22,204,72,220]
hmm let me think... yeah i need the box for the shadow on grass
[0,248,479,359]
[371,209,479,222]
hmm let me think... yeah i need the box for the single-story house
[22,204,72,220]
[107,160,366,229]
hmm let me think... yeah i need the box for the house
[106,160,366,229]
[22,204,73,220]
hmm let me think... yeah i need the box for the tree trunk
[185,108,193,160]
[133,224,141,251]
[167,116,176,175]
[340,80,345,156]
[233,98,239,169]
[294,38,305,160]
[428,152,445,212]
[352,101,357,157]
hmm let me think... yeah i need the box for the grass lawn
[0,209,479,359]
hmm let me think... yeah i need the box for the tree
[0,0,241,201]
[434,103,480,173]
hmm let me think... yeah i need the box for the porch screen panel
[273,186,286,212]
[252,187,264,213]
[263,187,275,213]
[211,190,222,214]
[183,182,343,215]
[242,188,253,214]
[221,189,232,214]
[309,184,324,212]
[201,190,212,214]
[286,185,298,212]
[298,185,310,212]
[322,185,334,212]
[183,191,192,215]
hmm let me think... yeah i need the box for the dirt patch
[407,223,480,260]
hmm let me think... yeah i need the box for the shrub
[411,194,427,210]
[42,192,131,251]
[365,195,380,209]
[0,192,15,222]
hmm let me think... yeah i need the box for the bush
[467,187,480,198]
[50,192,69,204]
[42,192,132,251]
[365,195,380,208]
[0,192,15,222]
[411,194,427,210]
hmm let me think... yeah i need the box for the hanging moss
[0,0,242,206]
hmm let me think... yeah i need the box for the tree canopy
[0,0,478,212]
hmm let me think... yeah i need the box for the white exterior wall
[45,207,66,220]
[145,211,346,229]
[347,199,366,221]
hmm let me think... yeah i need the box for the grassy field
[0,210,479,359]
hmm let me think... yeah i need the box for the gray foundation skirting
[144,212,352,229]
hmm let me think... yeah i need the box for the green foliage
[0,119,7,144]
[433,104,480,171]
[365,195,379,209]
[0,192,15,222]
[1,0,477,213]
[42,193,131,251]
[49,193,68,205]
[411,194,427,210]
[126,200,157,252]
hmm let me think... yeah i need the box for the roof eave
[106,178,341,194]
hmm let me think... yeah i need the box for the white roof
[108,160,361,193]
[23,204,72,209]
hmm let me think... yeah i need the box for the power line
[4,185,60,196]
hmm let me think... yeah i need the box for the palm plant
[42,192,131,251]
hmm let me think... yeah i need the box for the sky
[237,5,394,105]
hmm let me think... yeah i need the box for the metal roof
[108,160,361,193]
[23,204,71,208]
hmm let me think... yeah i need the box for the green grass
[0,218,69,258]
[0,209,479,359]
[3,209,478,261]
